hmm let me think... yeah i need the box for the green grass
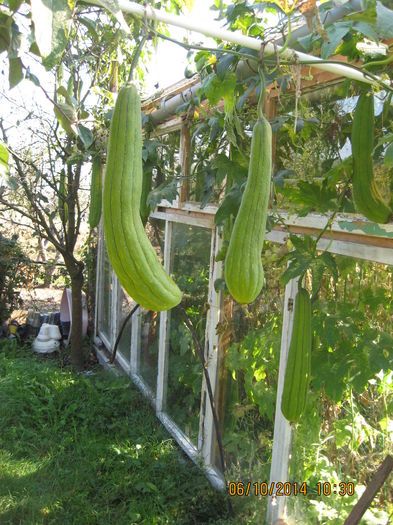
[0,340,240,525]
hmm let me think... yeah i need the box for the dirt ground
[11,287,65,324]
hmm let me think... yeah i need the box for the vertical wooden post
[200,226,223,463]
[213,291,234,468]
[156,220,173,412]
[178,120,191,206]
[94,222,104,340]
[130,303,141,376]
[110,272,119,349]
[266,277,298,524]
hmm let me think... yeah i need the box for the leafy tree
[0,0,186,369]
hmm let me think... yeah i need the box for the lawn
[0,341,236,525]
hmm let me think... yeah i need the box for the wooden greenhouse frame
[93,2,393,523]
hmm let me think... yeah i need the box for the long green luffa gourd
[351,91,392,224]
[103,84,182,311]
[224,78,272,304]
[281,287,312,423]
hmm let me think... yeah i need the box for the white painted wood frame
[130,305,141,376]
[156,220,173,413]
[266,277,299,524]
[199,226,223,467]
[94,221,104,342]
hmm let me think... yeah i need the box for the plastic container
[36,323,51,342]
[32,338,60,354]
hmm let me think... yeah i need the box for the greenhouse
[95,80,393,525]
[1,0,393,523]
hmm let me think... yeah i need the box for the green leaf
[270,115,289,132]
[280,254,313,286]
[8,0,24,9]
[376,1,393,39]
[334,420,352,448]
[236,80,255,112]
[30,0,71,69]
[311,259,325,298]
[66,150,86,165]
[376,132,393,148]
[200,169,216,209]
[54,102,77,135]
[212,154,247,185]
[9,57,23,89]
[384,142,393,168]
[297,33,314,53]
[146,178,178,210]
[214,278,226,292]
[6,175,18,191]
[25,68,40,86]
[0,12,11,53]
[278,180,337,215]
[325,156,352,186]
[319,251,338,282]
[214,183,243,226]
[321,22,351,59]
[290,234,316,254]
[202,72,237,113]
[57,85,76,107]
[0,143,9,176]
[216,53,236,81]
[83,0,130,34]
[8,20,22,59]
[78,16,99,40]
[353,21,378,42]
[361,286,387,313]
[77,124,93,149]
[378,416,393,433]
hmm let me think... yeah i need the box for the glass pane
[273,88,391,217]
[214,242,287,518]
[99,241,112,343]
[188,122,232,206]
[165,223,212,444]
[137,218,165,393]
[139,310,160,393]
[143,132,180,208]
[117,287,132,362]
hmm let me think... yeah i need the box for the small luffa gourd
[281,287,312,423]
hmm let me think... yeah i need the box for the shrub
[0,233,29,326]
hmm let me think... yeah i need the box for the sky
[144,0,218,94]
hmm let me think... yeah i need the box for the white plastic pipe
[118,0,391,88]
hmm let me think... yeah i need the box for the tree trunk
[70,270,85,371]
[64,258,85,371]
